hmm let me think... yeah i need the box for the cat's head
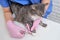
[31,3,48,17]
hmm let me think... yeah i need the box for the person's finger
[31,18,41,31]
[20,30,25,34]
[26,24,30,31]
[17,32,25,38]
[26,24,33,34]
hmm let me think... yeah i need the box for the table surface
[0,6,60,40]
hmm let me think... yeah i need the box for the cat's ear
[31,5,36,10]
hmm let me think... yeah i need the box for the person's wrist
[4,12,14,22]
[6,20,13,25]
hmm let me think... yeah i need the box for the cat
[10,1,48,33]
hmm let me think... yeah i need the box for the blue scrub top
[0,0,53,18]
[0,0,41,7]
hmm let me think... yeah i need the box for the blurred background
[48,0,60,23]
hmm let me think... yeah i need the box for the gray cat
[10,2,48,33]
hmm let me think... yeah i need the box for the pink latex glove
[26,18,41,32]
[26,24,32,34]
[31,18,41,31]
[6,20,26,38]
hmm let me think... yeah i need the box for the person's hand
[26,24,32,34]
[6,20,26,38]
[26,18,41,33]
[31,18,41,32]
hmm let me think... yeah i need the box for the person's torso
[10,0,41,5]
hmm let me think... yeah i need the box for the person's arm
[42,0,50,11]
[0,0,26,38]
[0,0,13,22]
[3,7,14,22]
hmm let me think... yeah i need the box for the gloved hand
[31,18,41,32]
[6,20,26,38]
[26,18,41,33]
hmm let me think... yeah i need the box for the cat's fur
[10,1,47,32]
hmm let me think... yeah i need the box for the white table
[0,6,60,40]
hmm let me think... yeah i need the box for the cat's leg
[39,20,47,27]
